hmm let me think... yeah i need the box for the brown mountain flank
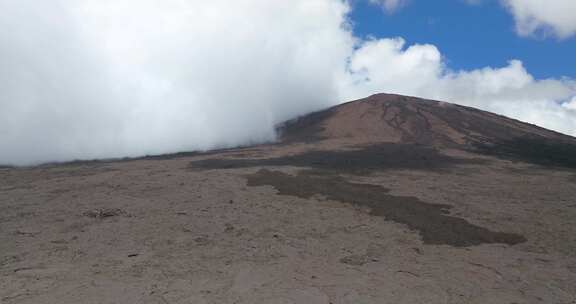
[280,93,574,147]
[277,93,576,169]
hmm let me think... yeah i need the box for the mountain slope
[3,94,576,303]
[280,93,573,146]
[278,93,576,168]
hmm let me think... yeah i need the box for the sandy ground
[1,151,576,304]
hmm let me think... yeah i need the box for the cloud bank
[0,0,352,165]
[0,0,575,165]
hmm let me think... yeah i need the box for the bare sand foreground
[1,147,576,304]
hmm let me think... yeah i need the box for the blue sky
[349,0,576,79]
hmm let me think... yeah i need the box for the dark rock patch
[246,169,526,247]
[83,208,127,219]
[277,107,337,143]
[189,144,483,174]
[340,254,372,266]
[473,138,576,170]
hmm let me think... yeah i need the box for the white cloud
[501,0,576,38]
[564,97,576,110]
[369,0,409,13]
[0,0,575,165]
[0,0,352,165]
[340,38,576,136]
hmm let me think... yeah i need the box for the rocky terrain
[1,94,576,303]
